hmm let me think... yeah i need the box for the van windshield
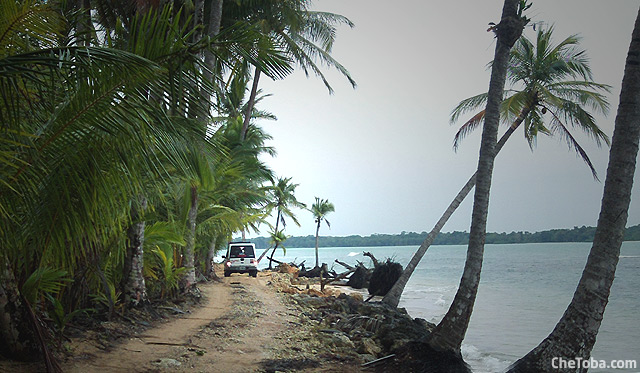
[229,245,255,258]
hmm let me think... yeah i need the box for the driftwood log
[321,268,356,292]
[334,259,354,271]
[278,251,402,299]
[298,263,331,278]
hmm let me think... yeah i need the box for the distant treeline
[249,224,640,250]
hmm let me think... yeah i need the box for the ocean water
[259,242,640,372]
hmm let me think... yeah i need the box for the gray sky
[251,0,640,238]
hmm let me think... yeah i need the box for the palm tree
[200,118,276,278]
[269,229,289,258]
[256,177,306,268]
[182,149,216,289]
[425,0,528,354]
[311,197,335,268]
[222,0,356,140]
[383,23,611,309]
[508,6,640,371]
[0,1,221,360]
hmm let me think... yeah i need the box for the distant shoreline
[248,224,640,250]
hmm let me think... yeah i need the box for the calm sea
[256,241,640,372]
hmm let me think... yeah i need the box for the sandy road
[63,272,290,372]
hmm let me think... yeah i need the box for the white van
[224,242,258,277]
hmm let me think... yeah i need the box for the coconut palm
[221,0,356,139]
[383,24,611,309]
[269,229,289,256]
[199,120,276,278]
[0,1,223,360]
[508,7,640,371]
[425,0,528,354]
[311,197,335,268]
[256,177,306,268]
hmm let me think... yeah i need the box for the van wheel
[250,271,257,278]
[224,271,230,277]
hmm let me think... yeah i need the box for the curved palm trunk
[426,0,525,353]
[508,9,640,372]
[382,106,531,308]
[314,219,321,268]
[256,242,271,263]
[267,242,279,270]
[266,209,282,269]
[241,67,262,141]
[184,185,198,288]
[122,196,148,307]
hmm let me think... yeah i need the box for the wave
[461,344,510,373]
[434,294,446,307]
[347,252,359,257]
[619,255,640,258]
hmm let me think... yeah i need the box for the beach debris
[373,341,472,372]
[276,263,300,276]
[367,259,403,297]
[347,265,370,289]
[153,358,181,368]
[361,353,396,368]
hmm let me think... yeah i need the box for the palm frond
[547,107,600,180]
[453,110,485,151]
[450,93,490,124]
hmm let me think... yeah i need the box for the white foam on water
[461,344,511,373]
[347,252,359,257]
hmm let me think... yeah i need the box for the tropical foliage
[452,26,611,178]
[383,24,612,310]
[258,177,307,268]
[0,0,353,363]
[311,197,335,267]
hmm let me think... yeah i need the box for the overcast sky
[250,0,640,238]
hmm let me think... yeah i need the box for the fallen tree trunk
[334,259,354,271]
[321,268,356,292]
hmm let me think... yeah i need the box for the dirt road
[65,273,292,372]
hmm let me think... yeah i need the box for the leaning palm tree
[311,197,335,268]
[269,229,289,259]
[508,6,640,371]
[383,24,611,309]
[256,177,306,268]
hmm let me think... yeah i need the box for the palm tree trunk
[382,106,531,308]
[205,239,216,278]
[201,0,223,115]
[267,242,279,270]
[184,185,198,288]
[122,196,148,307]
[203,0,223,79]
[0,262,39,361]
[507,8,640,372]
[266,209,281,269]
[426,0,525,353]
[315,220,321,268]
[241,66,262,141]
[76,0,93,47]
